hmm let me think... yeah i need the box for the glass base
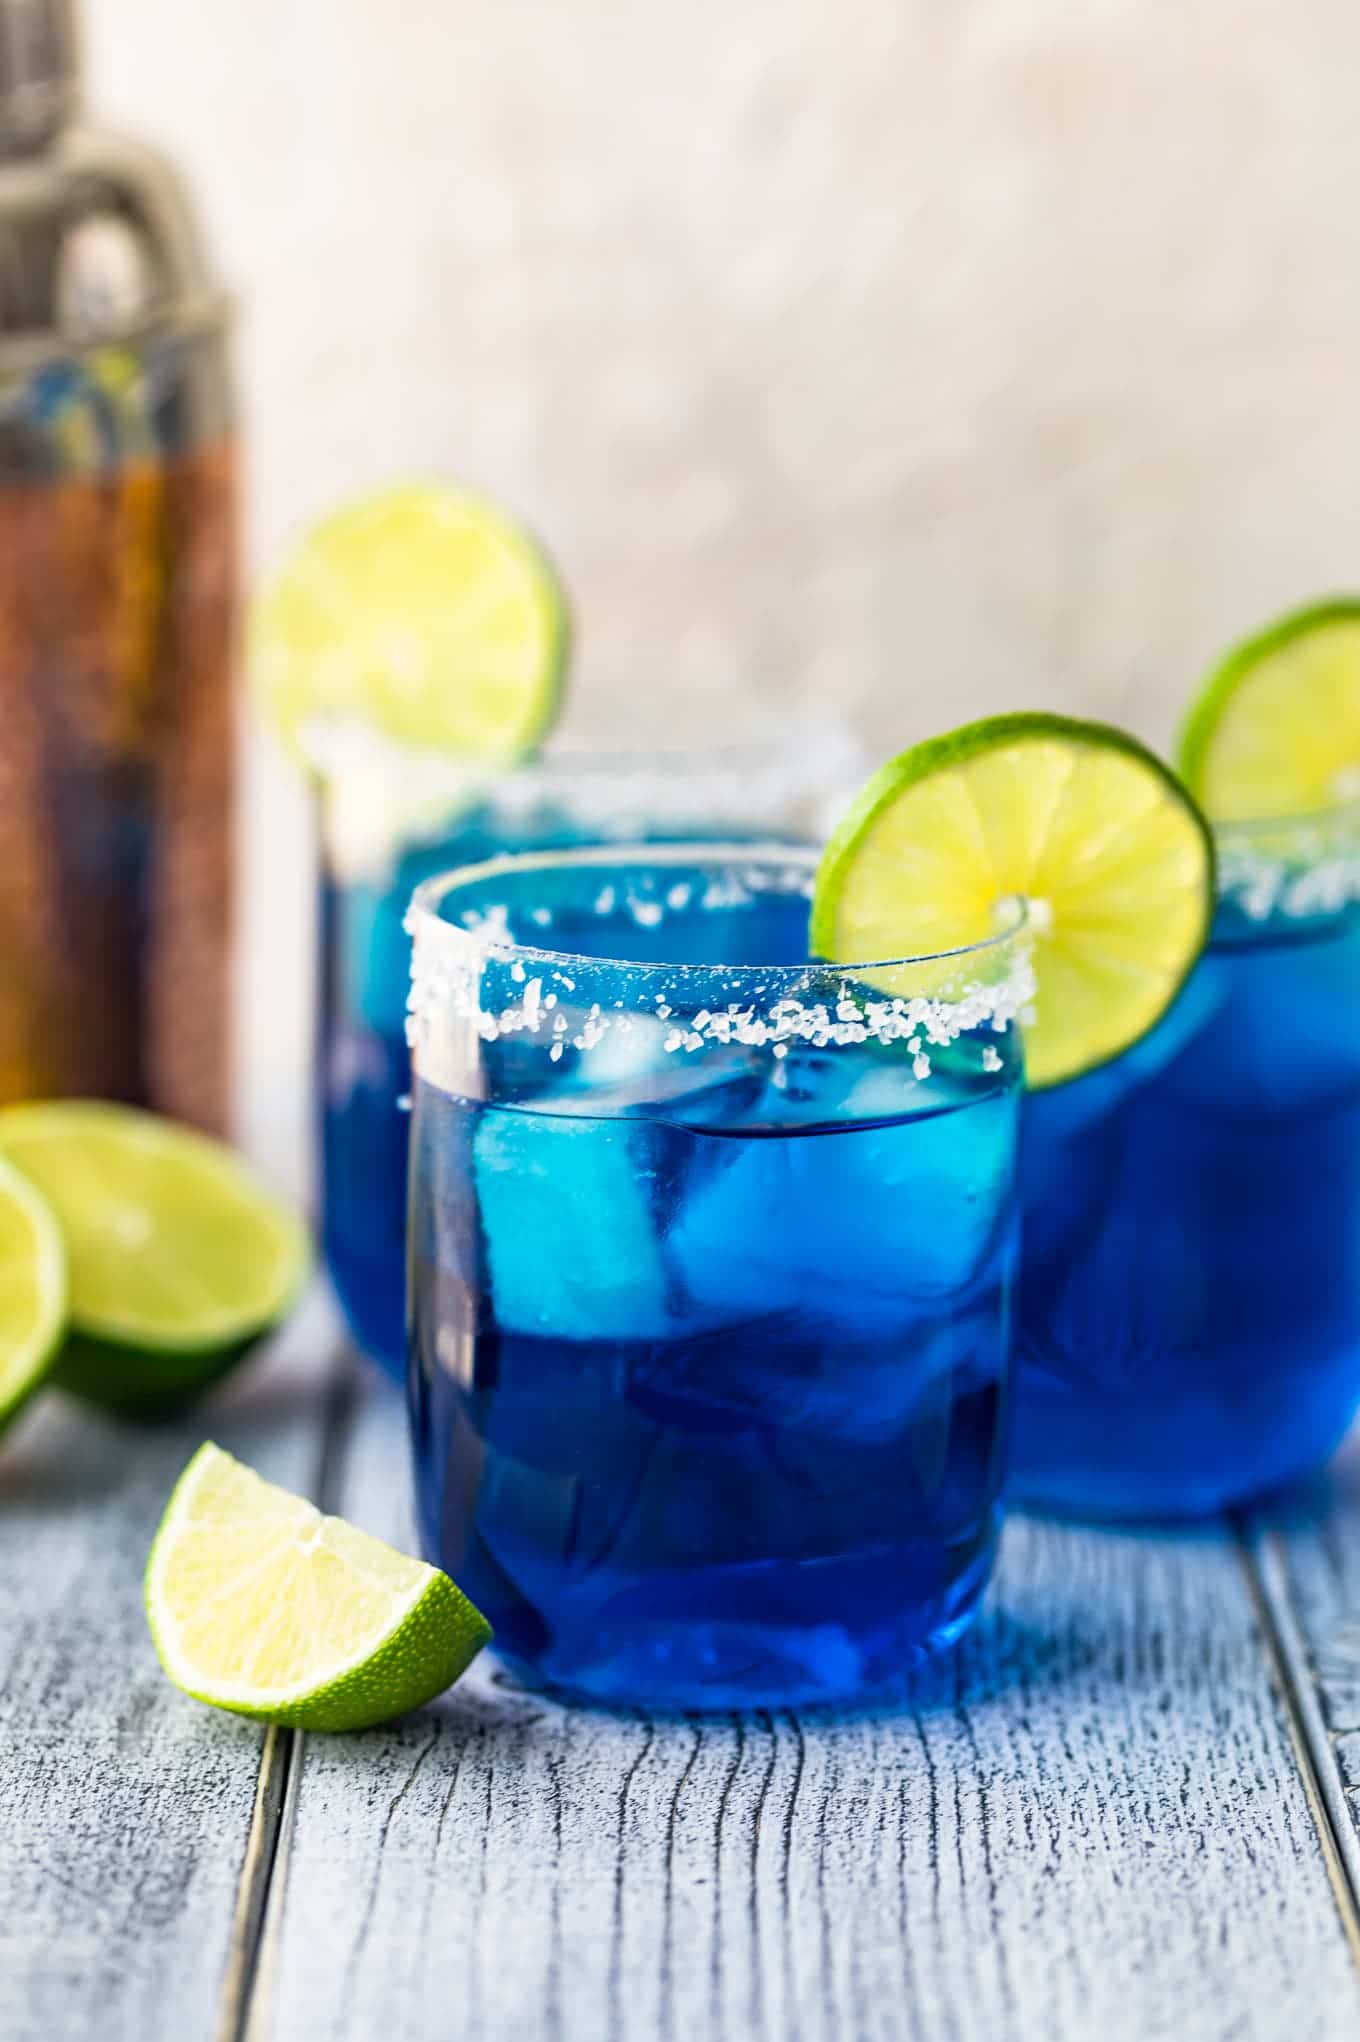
[323,1200,407,1381]
[324,1260,406,1380]
[320,1016,412,1382]
[1008,1400,1359,1521]
[472,1531,998,1714]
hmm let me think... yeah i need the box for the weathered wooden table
[7,1290,1360,2042]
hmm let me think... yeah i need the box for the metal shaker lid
[0,0,79,156]
[0,0,232,458]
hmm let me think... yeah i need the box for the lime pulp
[811,713,1216,1089]
[146,1444,491,1731]
[0,1102,309,1416]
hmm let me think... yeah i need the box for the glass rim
[406,839,1031,980]
[306,709,864,788]
[1211,796,1360,928]
[1213,794,1360,846]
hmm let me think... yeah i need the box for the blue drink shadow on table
[405,844,1029,1711]
[1013,806,1360,1519]
[317,732,862,1376]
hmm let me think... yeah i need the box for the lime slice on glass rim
[146,1444,491,1731]
[1177,598,1360,821]
[0,1103,309,1417]
[250,481,568,766]
[0,1154,67,1435]
[810,713,1216,1089]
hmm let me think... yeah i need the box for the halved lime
[146,1444,491,1731]
[251,481,568,766]
[0,1156,67,1435]
[0,1104,309,1416]
[811,713,1216,1089]
[1177,598,1360,821]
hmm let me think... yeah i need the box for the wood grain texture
[1264,1434,1360,1892]
[0,1292,335,2042]
[258,1381,1360,2042]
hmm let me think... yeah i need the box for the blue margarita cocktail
[1013,805,1360,1518]
[405,844,1029,1709]
[317,727,860,1376]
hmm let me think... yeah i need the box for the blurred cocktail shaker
[0,0,235,1132]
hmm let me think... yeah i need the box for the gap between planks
[215,1349,364,2042]
[214,1369,1360,2036]
[1236,1510,1360,1965]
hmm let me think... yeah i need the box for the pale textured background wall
[84,0,1360,1194]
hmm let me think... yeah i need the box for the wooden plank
[0,1290,337,2042]
[258,1380,1360,2042]
[1260,1432,1360,1912]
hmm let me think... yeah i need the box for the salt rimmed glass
[405,843,1029,1711]
[1013,801,1360,1517]
[315,719,865,1377]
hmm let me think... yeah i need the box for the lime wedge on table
[146,1444,491,1731]
[1177,598,1360,821]
[0,1156,66,1435]
[811,714,1216,1089]
[0,1104,309,1417]
[251,482,568,765]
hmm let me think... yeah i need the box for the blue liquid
[321,802,523,1372]
[408,943,1019,1710]
[1013,899,1360,1517]
[321,799,729,1374]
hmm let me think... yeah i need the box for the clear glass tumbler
[406,843,1029,1710]
[316,724,863,1377]
[1013,803,1360,1517]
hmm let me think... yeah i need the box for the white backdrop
[85,0,1360,1198]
